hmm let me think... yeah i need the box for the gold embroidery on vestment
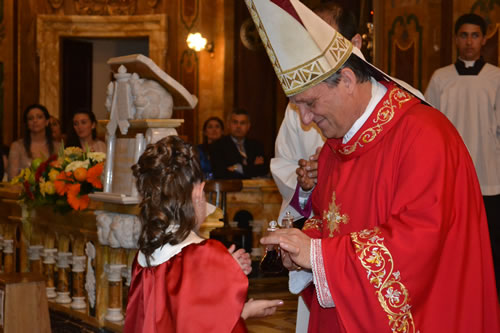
[351,228,415,333]
[323,192,349,237]
[339,87,412,155]
[302,218,323,232]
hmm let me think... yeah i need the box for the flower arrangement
[11,147,105,213]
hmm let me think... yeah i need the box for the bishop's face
[455,23,486,61]
[291,72,360,139]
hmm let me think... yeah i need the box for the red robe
[302,83,500,332]
[124,239,248,333]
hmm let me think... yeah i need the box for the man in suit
[210,109,268,179]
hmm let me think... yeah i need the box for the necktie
[237,141,247,165]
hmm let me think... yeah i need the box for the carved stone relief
[147,0,159,8]
[48,0,64,9]
[74,0,137,15]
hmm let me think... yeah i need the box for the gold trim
[245,0,282,81]
[302,218,323,232]
[245,0,352,97]
[339,87,412,155]
[351,228,415,333]
[280,32,353,96]
[323,192,349,237]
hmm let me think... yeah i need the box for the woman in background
[49,116,64,142]
[197,116,224,179]
[124,136,281,332]
[8,104,60,180]
[66,108,106,152]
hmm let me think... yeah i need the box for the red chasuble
[301,83,500,332]
[124,239,248,333]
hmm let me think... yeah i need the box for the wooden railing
[0,182,223,331]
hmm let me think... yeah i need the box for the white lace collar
[137,231,204,267]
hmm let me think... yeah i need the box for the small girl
[124,136,282,332]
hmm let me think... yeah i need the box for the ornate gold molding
[73,0,137,15]
[48,0,64,10]
[147,0,159,8]
[37,15,167,117]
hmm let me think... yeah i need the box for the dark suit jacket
[209,135,268,179]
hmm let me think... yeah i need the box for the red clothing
[302,83,500,332]
[124,239,248,333]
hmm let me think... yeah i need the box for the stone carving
[96,210,116,245]
[147,0,159,8]
[130,73,174,119]
[105,66,174,136]
[48,0,64,9]
[95,210,141,249]
[85,242,96,308]
[74,0,137,15]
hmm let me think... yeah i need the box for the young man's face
[455,23,486,61]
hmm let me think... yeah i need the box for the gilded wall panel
[180,0,198,31]
[177,49,198,142]
[388,15,422,90]
[0,0,15,144]
[483,24,500,66]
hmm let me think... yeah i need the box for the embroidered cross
[323,192,349,237]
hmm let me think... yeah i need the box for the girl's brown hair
[132,136,203,266]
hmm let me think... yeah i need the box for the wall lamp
[187,32,214,56]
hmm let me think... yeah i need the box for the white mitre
[245,0,425,101]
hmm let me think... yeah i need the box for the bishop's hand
[260,228,312,270]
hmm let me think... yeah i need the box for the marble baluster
[28,245,44,274]
[71,255,87,310]
[55,252,72,304]
[3,239,14,273]
[43,248,58,298]
[104,264,126,322]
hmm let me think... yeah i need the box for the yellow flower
[65,160,90,173]
[88,152,106,163]
[48,169,60,182]
[40,178,56,196]
[64,147,83,157]
[10,168,25,184]
[23,168,32,181]
[39,178,47,197]
[44,181,55,195]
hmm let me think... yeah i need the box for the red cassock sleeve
[316,107,499,332]
[123,239,248,333]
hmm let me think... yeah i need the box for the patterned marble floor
[246,276,298,333]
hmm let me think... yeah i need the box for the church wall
[380,0,500,94]
[0,0,15,146]
[1,0,231,147]
[2,0,500,154]
[380,0,443,93]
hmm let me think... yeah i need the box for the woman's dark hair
[22,104,54,159]
[66,108,98,149]
[202,116,224,146]
[132,136,204,266]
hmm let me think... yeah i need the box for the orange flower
[66,183,90,210]
[50,159,62,168]
[54,172,73,195]
[87,163,104,189]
